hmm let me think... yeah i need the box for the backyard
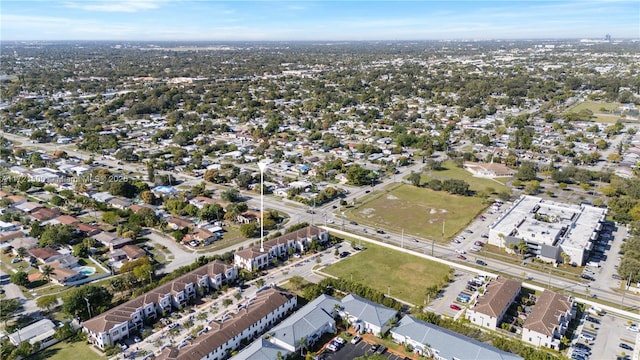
[31,340,104,360]
[345,184,487,241]
[323,242,451,306]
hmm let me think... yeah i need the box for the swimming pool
[74,266,96,276]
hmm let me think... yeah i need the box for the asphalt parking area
[322,341,408,360]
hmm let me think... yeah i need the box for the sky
[1,0,639,41]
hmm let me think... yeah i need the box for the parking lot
[321,339,407,360]
[571,306,637,360]
[428,271,478,318]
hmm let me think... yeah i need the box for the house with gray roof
[232,338,288,360]
[391,315,523,360]
[339,294,398,336]
[267,294,340,352]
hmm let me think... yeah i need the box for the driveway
[146,230,196,273]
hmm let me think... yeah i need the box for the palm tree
[41,265,54,282]
[517,239,529,258]
[298,337,307,357]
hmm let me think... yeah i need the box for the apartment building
[522,290,575,349]
[465,277,521,330]
[83,260,237,349]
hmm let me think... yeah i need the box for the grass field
[422,160,510,193]
[567,100,622,124]
[345,184,486,241]
[32,340,104,360]
[323,243,451,305]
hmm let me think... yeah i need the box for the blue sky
[1,1,638,41]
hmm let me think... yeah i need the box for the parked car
[327,344,338,352]
[351,336,362,344]
[133,336,142,343]
[626,325,639,332]
[465,229,473,234]
[11,258,20,263]
[450,304,461,311]
[481,233,489,238]
[466,285,477,292]
[376,345,387,354]
[334,337,346,345]
[579,333,595,341]
[474,241,485,246]
[455,249,466,254]
[369,344,379,353]
[620,343,634,351]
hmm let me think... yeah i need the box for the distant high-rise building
[605,34,612,42]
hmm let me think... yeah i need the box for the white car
[578,282,590,288]
[334,337,346,345]
[455,249,466,254]
[326,344,338,352]
[627,325,639,332]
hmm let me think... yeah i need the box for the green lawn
[567,100,623,124]
[32,340,104,360]
[422,160,510,193]
[323,243,451,306]
[345,184,487,241]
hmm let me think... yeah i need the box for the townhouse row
[83,260,238,349]
[82,225,328,349]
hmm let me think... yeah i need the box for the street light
[84,297,92,319]
[258,161,268,253]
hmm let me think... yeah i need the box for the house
[339,294,398,336]
[28,247,62,264]
[9,237,38,253]
[108,197,132,210]
[0,220,18,231]
[30,207,60,222]
[76,223,102,237]
[391,315,523,360]
[121,245,146,260]
[91,192,114,203]
[8,319,59,351]
[14,201,43,213]
[129,204,157,213]
[155,287,297,360]
[465,277,521,330]
[93,232,132,250]
[166,216,194,230]
[83,260,238,349]
[237,210,260,224]
[109,248,128,262]
[0,231,25,244]
[49,266,82,285]
[188,196,216,209]
[522,290,576,350]
[49,215,79,226]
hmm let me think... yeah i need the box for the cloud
[64,0,161,13]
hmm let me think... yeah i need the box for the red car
[450,304,462,311]
[456,254,467,260]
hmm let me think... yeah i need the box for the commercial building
[488,195,607,265]
[465,277,521,330]
[522,290,576,350]
[83,260,237,349]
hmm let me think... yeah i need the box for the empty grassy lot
[345,184,486,241]
[567,100,622,124]
[421,160,510,193]
[323,243,451,306]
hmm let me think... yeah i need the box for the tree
[37,294,59,312]
[240,223,258,237]
[0,298,22,322]
[346,164,371,186]
[16,247,28,259]
[407,171,421,187]
[41,265,55,282]
[141,190,157,205]
[516,162,537,181]
[50,195,65,206]
[147,162,155,183]
[199,203,224,221]
[221,189,240,202]
[62,284,113,320]
[10,271,29,287]
[524,180,540,195]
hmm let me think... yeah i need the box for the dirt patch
[387,194,398,200]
